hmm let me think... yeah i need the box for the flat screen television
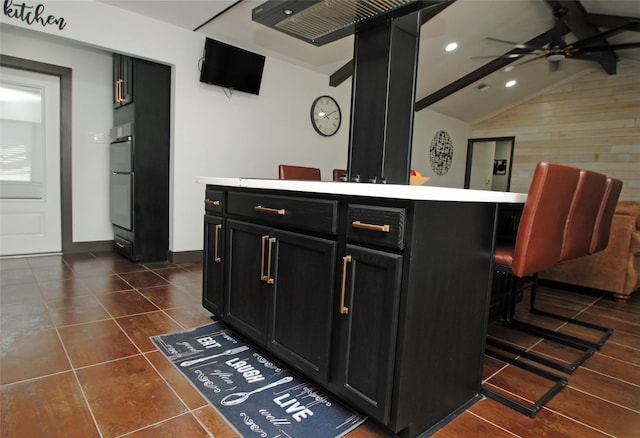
[200,38,265,95]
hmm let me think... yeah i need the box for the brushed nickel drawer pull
[352,220,390,233]
[254,205,286,216]
[205,199,221,206]
[214,224,222,263]
[339,255,352,315]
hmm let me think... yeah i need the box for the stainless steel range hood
[252,0,417,46]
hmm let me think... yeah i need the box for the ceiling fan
[476,6,640,72]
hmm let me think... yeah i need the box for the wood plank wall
[471,63,640,201]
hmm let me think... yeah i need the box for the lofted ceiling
[100,0,640,124]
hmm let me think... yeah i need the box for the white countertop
[197,177,527,204]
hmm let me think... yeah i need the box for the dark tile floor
[1,251,638,437]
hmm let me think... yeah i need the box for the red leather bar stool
[278,165,321,180]
[527,176,623,349]
[483,161,580,417]
[494,168,607,374]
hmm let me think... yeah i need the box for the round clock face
[310,96,341,137]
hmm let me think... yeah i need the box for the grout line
[466,410,521,437]
[50,317,105,437]
[566,384,640,416]
[582,360,640,389]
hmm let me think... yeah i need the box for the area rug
[152,322,367,437]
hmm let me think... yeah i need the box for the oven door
[110,171,133,230]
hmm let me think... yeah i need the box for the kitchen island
[197,177,526,437]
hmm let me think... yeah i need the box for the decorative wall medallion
[429,130,453,176]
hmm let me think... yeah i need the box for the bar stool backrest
[560,169,607,261]
[333,169,347,181]
[278,165,321,180]
[589,177,623,254]
[511,161,580,278]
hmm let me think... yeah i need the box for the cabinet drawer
[347,204,406,250]
[113,236,135,259]
[205,189,224,213]
[227,192,338,235]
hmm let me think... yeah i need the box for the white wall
[1,1,352,252]
[0,25,114,243]
[1,0,472,252]
[411,108,471,188]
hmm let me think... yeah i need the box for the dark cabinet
[203,214,224,316]
[202,185,500,437]
[225,220,270,344]
[224,218,336,383]
[113,54,133,108]
[331,244,403,423]
[110,56,170,262]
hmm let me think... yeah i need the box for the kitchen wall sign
[429,130,453,176]
[3,0,67,30]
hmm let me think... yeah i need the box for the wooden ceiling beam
[586,13,640,31]
[546,0,618,74]
[414,29,556,112]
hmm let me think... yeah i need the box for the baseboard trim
[169,250,203,264]
[65,240,113,254]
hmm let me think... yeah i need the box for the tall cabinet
[202,184,500,438]
[111,55,170,262]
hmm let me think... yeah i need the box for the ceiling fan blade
[570,53,601,62]
[512,53,546,67]
[471,53,529,60]
[578,42,640,53]
[485,37,544,51]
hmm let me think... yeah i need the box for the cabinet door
[225,220,270,346]
[112,54,133,108]
[203,215,224,317]
[333,244,403,423]
[112,53,121,108]
[269,229,336,384]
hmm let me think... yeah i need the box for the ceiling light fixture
[504,65,514,72]
[283,8,293,15]
[445,42,458,52]
[505,80,516,88]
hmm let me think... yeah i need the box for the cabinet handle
[205,199,221,206]
[116,79,123,102]
[254,205,286,216]
[214,224,222,263]
[339,255,352,315]
[115,241,125,249]
[266,237,276,285]
[260,235,269,281]
[351,220,390,233]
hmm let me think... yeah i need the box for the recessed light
[476,83,490,92]
[445,42,458,52]
[505,80,516,88]
[504,65,514,72]
[283,8,293,15]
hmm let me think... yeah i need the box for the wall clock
[310,95,341,137]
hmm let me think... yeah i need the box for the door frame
[1,54,74,253]
[464,136,515,191]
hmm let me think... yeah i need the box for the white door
[468,141,496,190]
[0,67,61,256]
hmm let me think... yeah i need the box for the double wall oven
[110,123,133,233]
